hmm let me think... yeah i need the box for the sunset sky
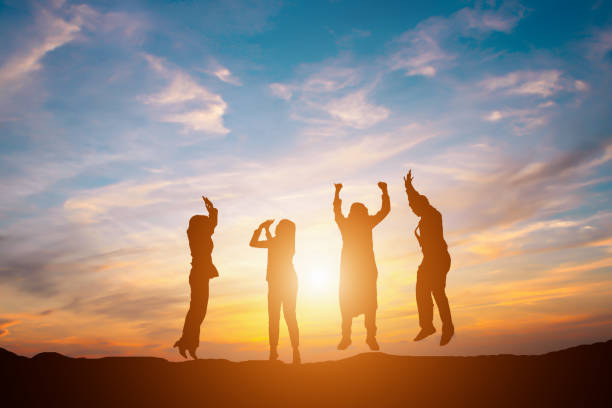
[1,0,611,362]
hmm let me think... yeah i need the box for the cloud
[269,83,293,100]
[483,106,552,133]
[480,70,566,97]
[325,90,389,129]
[211,66,242,85]
[477,70,589,132]
[586,28,612,62]
[203,61,242,86]
[454,5,525,33]
[269,62,388,134]
[0,10,80,91]
[0,319,20,337]
[143,54,229,136]
[401,137,612,268]
[390,3,525,77]
[64,291,184,320]
[390,32,450,77]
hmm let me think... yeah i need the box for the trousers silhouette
[416,253,452,330]
[268,277,299,348]
[181,272,210,349]
[341,309,376,338]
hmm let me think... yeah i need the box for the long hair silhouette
[174,196,219,359]
[250,218,301,364]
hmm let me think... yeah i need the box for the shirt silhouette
[174,196,218,359]
[404,170,454,346]
[250,219,301,364]
[333,182,390,351]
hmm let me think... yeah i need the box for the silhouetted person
[404,170,454,346]
[250,219,301,364]
[333,182,390,351]
[173,196,218,359]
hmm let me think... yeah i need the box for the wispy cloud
[480,70,575,97]
[390,3,525,77]
[325,90,389,129]
[0,9,80,91]
[143,54,229,135]
[203,60,242,86]
[269,83,293,100]
[268,62,388,136]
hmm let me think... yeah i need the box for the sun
[300,265,336,295]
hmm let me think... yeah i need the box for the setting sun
[304,267,334,293]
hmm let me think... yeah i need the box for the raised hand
[404,170,414,189]
[260,219,274,229]
[378,181,388,191]
[202,196,214,212]
[334,183,343,191]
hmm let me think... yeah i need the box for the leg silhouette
[177,275,209,358]
[433,288,454,345]
[414,267,436,341]
[364,310,379,350]
[282,286,300,364]
[268,286,281,361]
[338,312,352,350]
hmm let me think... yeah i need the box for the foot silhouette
[440,326,454,346]
[366,336,380,351]
[337,337,352,350]
[269,348,279,361]
[414,327,436,341]
[292,349,301,365]
[187,348,198,360]
[173,340,187,359]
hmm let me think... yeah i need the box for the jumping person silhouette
[250,219,301,364]
[174,196,219,359]
[404,170,454,346]
[333,182,390,351]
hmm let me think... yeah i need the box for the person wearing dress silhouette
[250,219,301,364]
[333,182,390,351]
[173,196,219,359]
[404,170,454,346]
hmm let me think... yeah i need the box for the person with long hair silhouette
[404,170,454,345]
[173,196,218,359]
[333,182,390,350]
[250,219,301,364]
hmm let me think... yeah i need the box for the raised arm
[203,196,218,233]
[404,170,435,211]
[403,170,420,201]
[249,220,274,248]
[370,182,390,227]
[333,183,346,226]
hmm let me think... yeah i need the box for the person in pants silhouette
[250,219,301,364]
[174,196,219,359]
[333,182,390,351]
[404,170,454,345]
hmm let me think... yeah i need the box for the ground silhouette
[2,340,610,407]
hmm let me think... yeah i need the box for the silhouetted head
[349,202,369,221]
[409,194,429,217]
[187,214,212,238]
[275,219,296,254]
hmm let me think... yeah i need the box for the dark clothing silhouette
[405,172,454,344]
[175,199,218,358]
[188,212,219,279]
[334,184,390,344]
[250,220,300,361]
